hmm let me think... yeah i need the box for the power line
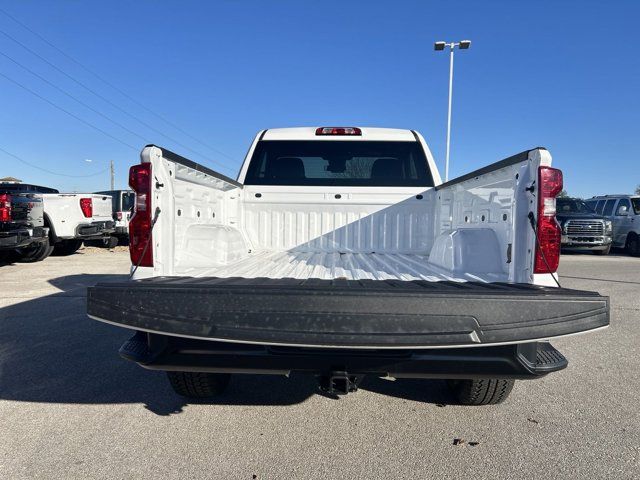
[0,70,139,151]
[0,6,237,163]
[0,146,110,178]
[0,49,151,144]
[0,24,236,173]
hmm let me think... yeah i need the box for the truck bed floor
[178,251,507,283]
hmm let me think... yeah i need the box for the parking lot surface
[1,249,638,479]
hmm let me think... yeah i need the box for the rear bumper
[75,221,115,239]
[87,277,610,349]
[119,331,568,379]
[0,226,47,249]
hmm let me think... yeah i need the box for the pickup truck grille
[566,220,604,236]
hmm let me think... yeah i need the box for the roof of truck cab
[0,182,59,194]
[261,127,417,141]
[590,194,639,199]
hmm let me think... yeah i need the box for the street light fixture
[434,39,471,181]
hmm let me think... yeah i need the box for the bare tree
[635,184,640,195]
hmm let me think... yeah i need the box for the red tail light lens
[116,212,123,220]
[315,127,362,136]
[79,198,93,218]
[0,193,11,222]
[128,163,153,267]
[534,166,563,274]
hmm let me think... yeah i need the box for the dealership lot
[0,249,638,479]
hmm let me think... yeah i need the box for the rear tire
[104,236,118,249]
[593,245,611,255]
[17,239,53,263]
[166,371,231,398]
[447,379,515,405]
[0,249,18,263]
[52,239,83,256]
[626,234,640,257]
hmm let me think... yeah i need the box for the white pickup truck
[0,183,115,257]
[88,127,609,405]
[42,192,115,255]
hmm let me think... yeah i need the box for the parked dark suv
[556,197,612,255]
[586,195,640,256]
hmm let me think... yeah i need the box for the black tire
[626,235,640,257]
[593,245,611,255]
[104,236,118,249]
[52,239,83,256]
[447,379,515,405]
[167,371,231,398]
[17,238,53,263]
[0,249,19,264]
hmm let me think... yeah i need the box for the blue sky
[0,0,638,197]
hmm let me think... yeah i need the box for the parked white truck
[0,183,115,257]
[42,191,115,255]
[88,127,609,405]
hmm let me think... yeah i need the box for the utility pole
[434,40,471,182]
[110,160,115,190]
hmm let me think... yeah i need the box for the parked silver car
[585,195,640,256]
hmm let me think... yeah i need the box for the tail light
[116,212,123,220]
[128,163,153,267]
[534,166,563,274]
[79,198,93,218]
[315,127,362,136]
[0,193,11,222]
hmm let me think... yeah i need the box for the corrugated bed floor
[184,250,506,283]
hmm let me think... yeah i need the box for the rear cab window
[243,141,434,187]
[631,198,640,215]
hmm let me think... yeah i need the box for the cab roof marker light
[315,127,362,136]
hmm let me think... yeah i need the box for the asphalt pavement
[0,248,638,479]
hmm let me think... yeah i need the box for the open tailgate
[87,278,609,349]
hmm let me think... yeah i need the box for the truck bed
[179,251,507,282]
[88,278,609,349]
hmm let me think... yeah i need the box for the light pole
[85,158,115,189]
[434,39,471,182]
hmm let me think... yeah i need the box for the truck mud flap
[87,277,609,349]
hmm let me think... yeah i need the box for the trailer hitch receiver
[319,371,364,395]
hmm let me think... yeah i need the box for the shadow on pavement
[0,273,451,415]
[359,377,451,404]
